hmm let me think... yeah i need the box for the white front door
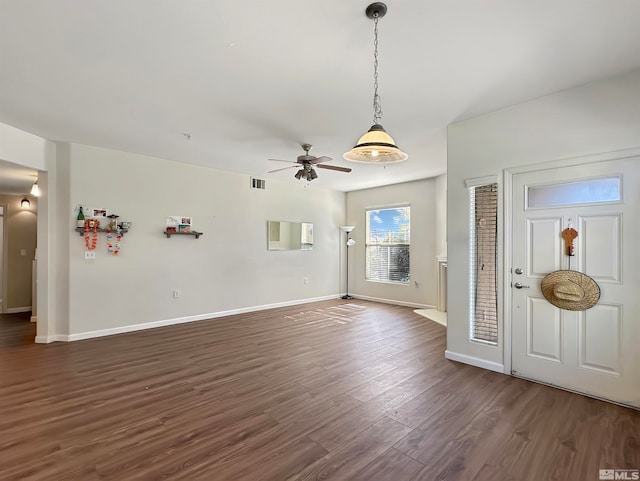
[511,157,640,408]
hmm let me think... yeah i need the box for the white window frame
[466,176,499,345]
[365,205,411,285]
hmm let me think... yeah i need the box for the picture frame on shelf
[92,208,108,217]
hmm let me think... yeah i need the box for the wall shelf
[75,227,129,236]
[164,231,203,239]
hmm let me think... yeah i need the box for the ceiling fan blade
[268,158,297,163]
[268,165,298,173]
[309,156,333,164]
[317,164,352,173]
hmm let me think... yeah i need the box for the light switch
[85,251,96,260]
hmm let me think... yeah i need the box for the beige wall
[44,143,345,338]
[435,174,447,258]
[0,194,37,311]
[345,178,441,308]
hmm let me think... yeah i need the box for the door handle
[514,282,530,289]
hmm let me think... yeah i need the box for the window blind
[365,206,410,284]
[469,183,498,344]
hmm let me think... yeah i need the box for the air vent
[251,177,266,190]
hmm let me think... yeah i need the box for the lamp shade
[21,197,30,208]
[30,182,41,197]
[343,124,408,163]
[340,225,356,233]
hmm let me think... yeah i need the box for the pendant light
[30,181,41,197]
[344,2,408,164]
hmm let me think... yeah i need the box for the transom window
[365,206,410,284]
[527,176,621,209]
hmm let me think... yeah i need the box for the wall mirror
[267,221,313,250]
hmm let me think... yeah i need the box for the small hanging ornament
[106,214,122,255]
[562,227,578,257]
[106,225,122,256]
[84,218,99,251]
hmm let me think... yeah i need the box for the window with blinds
[469,183,498,344]
[365,206,410,284]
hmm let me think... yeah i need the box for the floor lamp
[340,226,356,299]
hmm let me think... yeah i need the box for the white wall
[51,143,345,338]
[447,68,640,370]
[345,178,440,308]
[0,122,54,170]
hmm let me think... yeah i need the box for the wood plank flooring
[0,300,638,481]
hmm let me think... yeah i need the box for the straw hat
[541,270,600,311]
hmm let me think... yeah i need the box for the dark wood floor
[0,301,637,481]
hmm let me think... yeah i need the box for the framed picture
[92,208,108,217]
[178,224,191,233]
[167,216,192,227]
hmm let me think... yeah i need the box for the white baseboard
[414,309,447,327]
[58,294,340,342]
[349,293,433,310]
[6,306,32,314]
[35,335,67,344]
[445,349,505,374]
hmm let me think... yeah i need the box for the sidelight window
[468,181,498,344]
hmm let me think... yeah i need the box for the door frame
[503,147,640,376]
[1,203,6,313]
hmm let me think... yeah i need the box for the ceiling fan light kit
[268,143,351,182]
[344,2,408,164]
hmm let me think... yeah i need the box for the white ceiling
[2,1,640,192]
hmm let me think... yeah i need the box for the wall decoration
[106,227,123,256]
[164,215,202,239]
[166,216,184,227]
[166,215,195,234]
[84,218,99,251]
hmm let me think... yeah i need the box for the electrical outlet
[85,250,96,260]
[173,289,181,299]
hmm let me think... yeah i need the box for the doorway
[509,155,639,408]
[0,205,4,312]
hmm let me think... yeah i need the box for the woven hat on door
[541,270,600,311]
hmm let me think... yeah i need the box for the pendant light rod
[367,2,387,125]
[371,10,382,124]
